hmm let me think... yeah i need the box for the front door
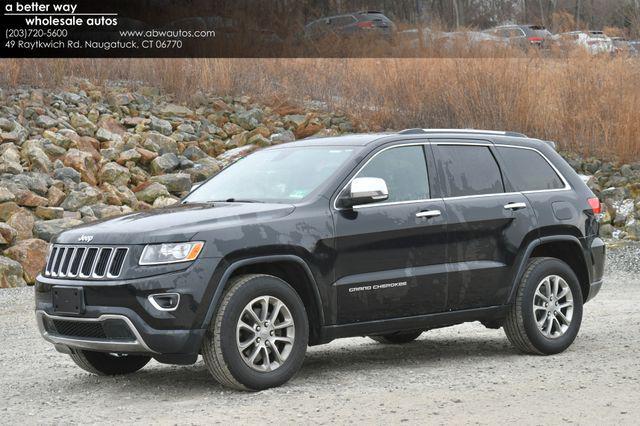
[432,142,537,310]
[333,143,448,323]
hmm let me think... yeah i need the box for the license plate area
[52,286,84,315]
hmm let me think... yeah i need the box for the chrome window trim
[332,141,572,211]
[353,198,436,210]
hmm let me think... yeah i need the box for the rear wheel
[69,349,151,375]
[370,330,423,344]
[504,257,583,355]
[202,274,309,391]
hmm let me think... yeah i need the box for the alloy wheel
[533,275,574,339]
[236,296,295,372]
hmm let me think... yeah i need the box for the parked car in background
[484,24,552,49]
[303,11,396,42]
[610,37,640,55]
[401,28,508,52]
[554,31,614,55]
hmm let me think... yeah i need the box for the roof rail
[398,128,528,138]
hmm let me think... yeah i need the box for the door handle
[416,209,442,218]
[504,202,527,210]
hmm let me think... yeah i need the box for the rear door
[333,143,448,323]
[432,141,537,310]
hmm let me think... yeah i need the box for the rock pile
[564,154,640,240]
[0,83,359,287]
[0,83,638,288]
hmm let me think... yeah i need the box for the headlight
[139,242,204,265]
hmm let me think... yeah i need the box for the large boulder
[0,223,17,245]
[4,238,49,284]
[43,130,73,149]
[143,132,178,155]
[53,166,82,184]
[15,189,49,207]
[70,112,97,135]
[6,209,35,240]
[150,117,173,135]
[134,182,170,203]
[60,186,103,211]
[150,153,180,175]
[35,114,57,128]
[150,173,192,193]
[47,186,66,207]
[100,183,138,207]
[35,206,64,220]
[33,218,84,242]
[234,108,263,130]
[0,202,21,221]
[0,256,26,288]
[63,148,98,186]
[0,187,16,203]
[185,157,221,182]
[99,162,131,186]
[23,144,52,173]
[159,103,193,117]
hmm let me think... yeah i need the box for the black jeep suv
[35,129,605,390]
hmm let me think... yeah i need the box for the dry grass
[1,56,639,161]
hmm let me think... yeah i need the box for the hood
[55,202,296,245]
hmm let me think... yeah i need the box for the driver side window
[356,145,429,204]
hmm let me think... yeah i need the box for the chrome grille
[44,245,128,279]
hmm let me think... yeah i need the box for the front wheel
[69,349,151,375]
[202,274,309,391]
[504,257,583,355]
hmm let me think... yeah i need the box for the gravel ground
[2,244,639,425]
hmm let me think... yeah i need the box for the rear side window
[497,147,565,191]
[436,145,504,197]
[356,145,429,204]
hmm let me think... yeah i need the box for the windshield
[183,146,359,204]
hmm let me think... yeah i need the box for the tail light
[528,37,543,44]
[587,197,601,214]
[356,21,375,29]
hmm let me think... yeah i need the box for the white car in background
[555,30,614,54]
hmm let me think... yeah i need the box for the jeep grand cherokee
[35,129,605,390]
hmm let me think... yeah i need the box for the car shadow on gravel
[48,334,516,394]
[298,335,515,377]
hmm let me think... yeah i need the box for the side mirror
[340,177,389,208]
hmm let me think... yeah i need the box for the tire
[504,257,583,355]
[69,349,151,375]
[202,274,309,391]
[370,330,423,344]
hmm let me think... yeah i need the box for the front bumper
[37,310,156,353]
[34,257,219,362]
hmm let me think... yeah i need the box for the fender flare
[506,235,588,303]
[201,254,325,329]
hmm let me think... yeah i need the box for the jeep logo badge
[78,235,94,243]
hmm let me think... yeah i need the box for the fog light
[148,293,180,311]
